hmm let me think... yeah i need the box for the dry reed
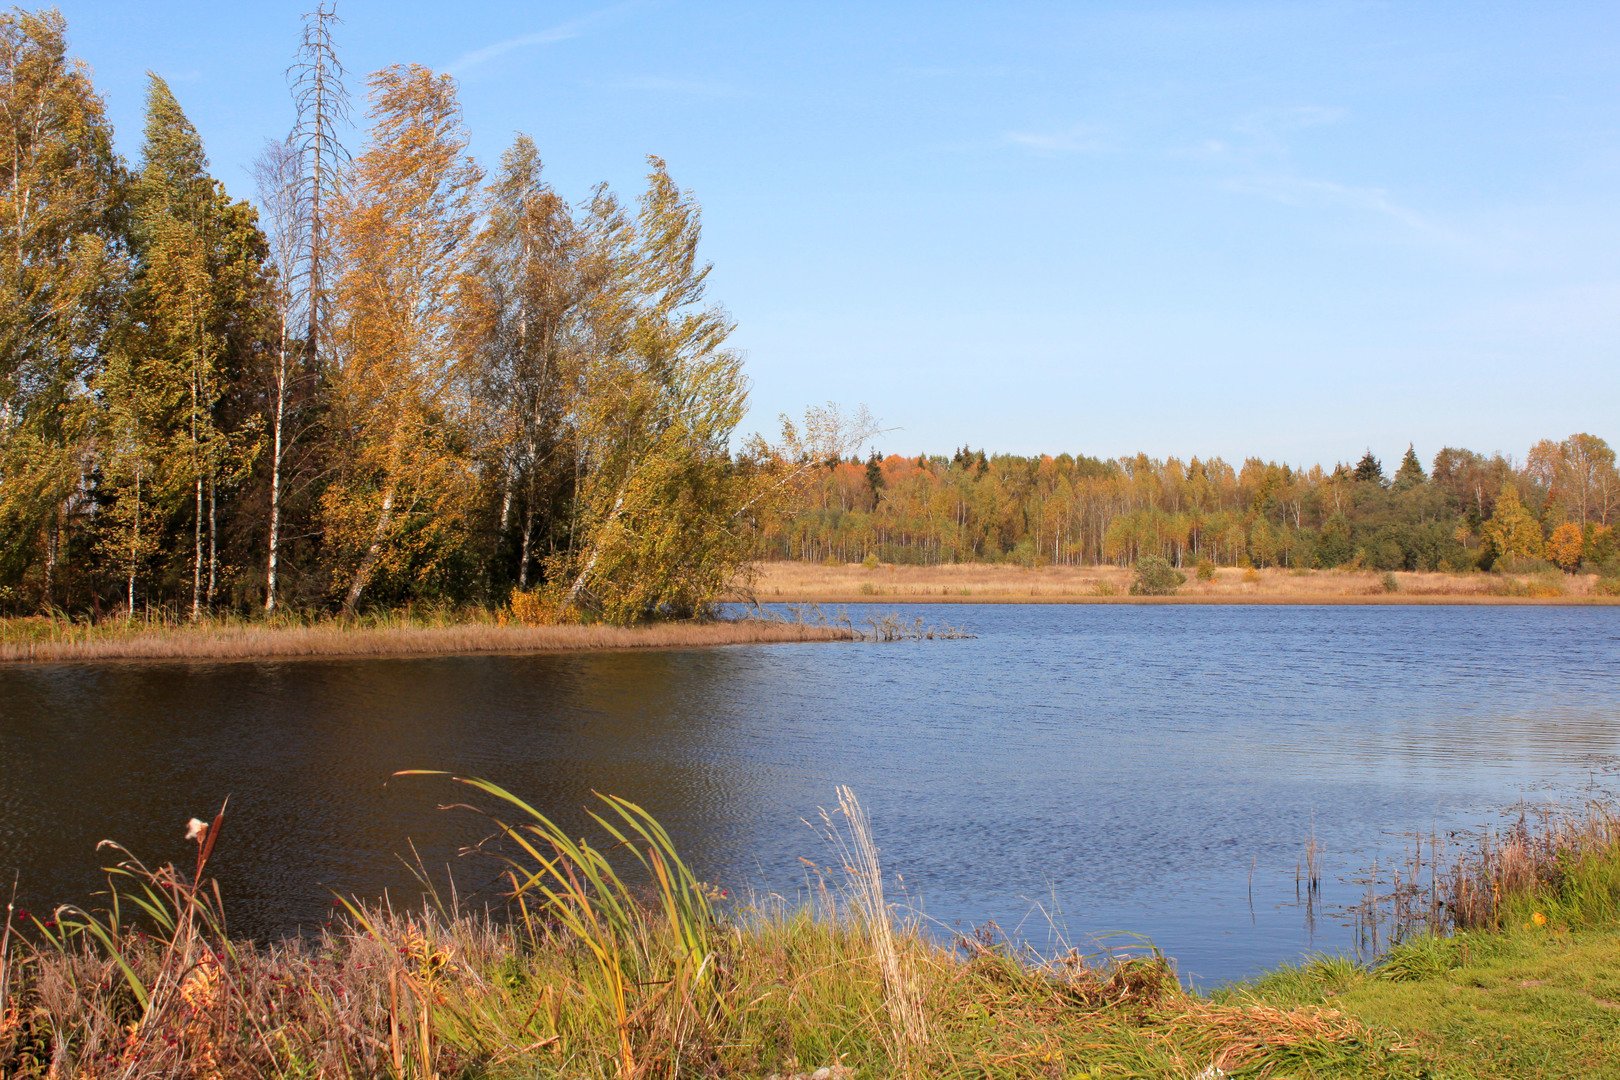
[0,618,854,665]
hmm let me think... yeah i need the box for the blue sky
[51,1,1620,467]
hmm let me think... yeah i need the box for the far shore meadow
[742,560,1620,606]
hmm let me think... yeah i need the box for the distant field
[738,561,1620,604]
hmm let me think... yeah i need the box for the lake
[2,603,1617,986]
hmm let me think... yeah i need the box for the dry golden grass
[739,561,1620,605]
[0,618,854,665]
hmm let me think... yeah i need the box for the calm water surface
[3,604,1618,985]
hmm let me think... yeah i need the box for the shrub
[1130,555,1186,596]
[1595,577,1620,597]
[1242,567,1261,586]
[508,587,569,625]
[1194,558,1216,582]
[1526,571,1566,599]
[1380,572,1399,593]
[861,552,880,570]
[1547,522,1584,573]
[1494,555,1557,575]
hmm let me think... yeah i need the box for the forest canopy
[0,6,865,623]
[766,436,1620,576]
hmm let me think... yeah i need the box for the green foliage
[1353,449,1384,485]
[1484,484,1545,563]
[1392,443,1427,492]
[1194,557,1215,582]
[0,9,124,610]
[1129,554,1185,596]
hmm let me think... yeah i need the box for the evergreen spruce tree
[1392,444,1427,492]
[1353,449,1384,485]
[101,74,270,617]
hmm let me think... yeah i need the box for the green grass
[1229,930,1620,1078]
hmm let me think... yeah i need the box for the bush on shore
[1129,555,1186,596]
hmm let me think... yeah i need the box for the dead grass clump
[1161,999,1389,1077]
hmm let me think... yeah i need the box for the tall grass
[1343,800,1620,954]
[0,782,1485,1078]
[0,615,854,664]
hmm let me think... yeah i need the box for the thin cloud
[1193,104,1447,238]
[1226,174,1441,235]
[447,6,633,75]
[596,75,736,97]
[1003,124,1110,155]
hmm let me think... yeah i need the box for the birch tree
[325,64,480,613]
[0,9,122,611]
[463,134,584,591]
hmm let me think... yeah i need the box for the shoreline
[737,591,1620,606]
[738,560,1620,606]
[5,784,1613,1076]
[0,618,855,666]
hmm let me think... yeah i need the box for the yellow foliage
[1547,521,1584,572]
[507,588,572,626]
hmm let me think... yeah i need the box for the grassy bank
[3,781,1617,1077]
[0,613,855,665]
[742,561,1620,605]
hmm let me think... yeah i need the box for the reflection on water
[2,604,1617,985]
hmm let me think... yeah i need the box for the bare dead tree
[287,1,349,377]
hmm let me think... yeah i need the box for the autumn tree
[1482,483,1544,564]
[252,137,314,613]
[550,158,750,621]
[462,134,584,591]
[0,9,123,611]
[1546,522,1583,574]
[1529,433,1620,527]
[325,64,481,613]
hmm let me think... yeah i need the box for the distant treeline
[0,8,858,622]
[762,437,1620,574]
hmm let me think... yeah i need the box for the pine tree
[288,0,349,375]
[0,9,123,611]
